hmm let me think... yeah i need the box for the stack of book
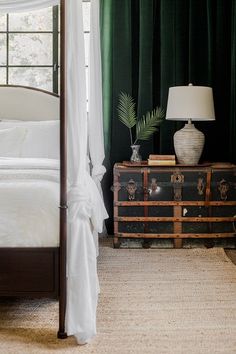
[147,154,176,166]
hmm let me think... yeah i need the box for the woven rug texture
[0,244,236,353]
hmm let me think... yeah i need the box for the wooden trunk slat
[205,170,212,204]
[173,205,182,248]
[116,216,236,222]
[143,169,149,234]
[115,201,236,206]
[115,233,236,239]
[113,170,119,235]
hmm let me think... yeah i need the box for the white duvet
[0,157,59,247]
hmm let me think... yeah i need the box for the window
[0,6,59,93]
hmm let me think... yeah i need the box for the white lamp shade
[166,85,215,121]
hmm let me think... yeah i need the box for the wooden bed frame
[0,0,67,339]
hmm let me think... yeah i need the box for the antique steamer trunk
[113,162,236,248]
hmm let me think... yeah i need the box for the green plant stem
[129,128,133,145]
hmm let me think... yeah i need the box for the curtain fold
[100,0,133,232]
[65,0,96,344]
[100,0,113,156]
[65,0,107,344]
[88,0,108,248]
[230,0,236,161]
[88,0,106,196]
[0,0,59,12]
[136,0,154,156]
[137,0,153,115]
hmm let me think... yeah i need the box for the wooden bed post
[58,0,67,340]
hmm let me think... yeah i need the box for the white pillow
[0,127,27,157]
[0,121,59,159]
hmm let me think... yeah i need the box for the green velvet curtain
[100,0,236,232]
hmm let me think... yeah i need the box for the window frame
[0,5,59,93]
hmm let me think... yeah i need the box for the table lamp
[166,84,215,165]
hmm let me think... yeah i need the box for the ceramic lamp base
[174,122,205,165]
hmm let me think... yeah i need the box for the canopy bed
[0,87,60,303]
[0,0,107,345]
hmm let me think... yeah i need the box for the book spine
[149,154,175,160]
[148,160,176,166]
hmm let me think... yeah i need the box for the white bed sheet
[0,157,59,247]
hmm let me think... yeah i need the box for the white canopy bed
[0,0,107,345]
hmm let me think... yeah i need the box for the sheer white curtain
[88,0,106,196]
[65,0,107,344]
[88,0,107,253]
[0,0,58,12]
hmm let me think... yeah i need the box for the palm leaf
[135,107,164,143]
[117,92,137,129]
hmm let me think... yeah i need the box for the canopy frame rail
[58,0,67,340]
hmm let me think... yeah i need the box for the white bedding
[0,157,59,247]
[0,121,59,159]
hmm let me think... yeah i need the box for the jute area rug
[1,243,236,354]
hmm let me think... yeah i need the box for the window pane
[9,33,52,65]
[9,7,53,31]
[82,2,90,32]
[0,14,7,31]
[9,67,53,91]
[58,69,60,94]
[84,32,90,66]
[58,33,60,65]
[0,68,6,84]
[0,34,6,65]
